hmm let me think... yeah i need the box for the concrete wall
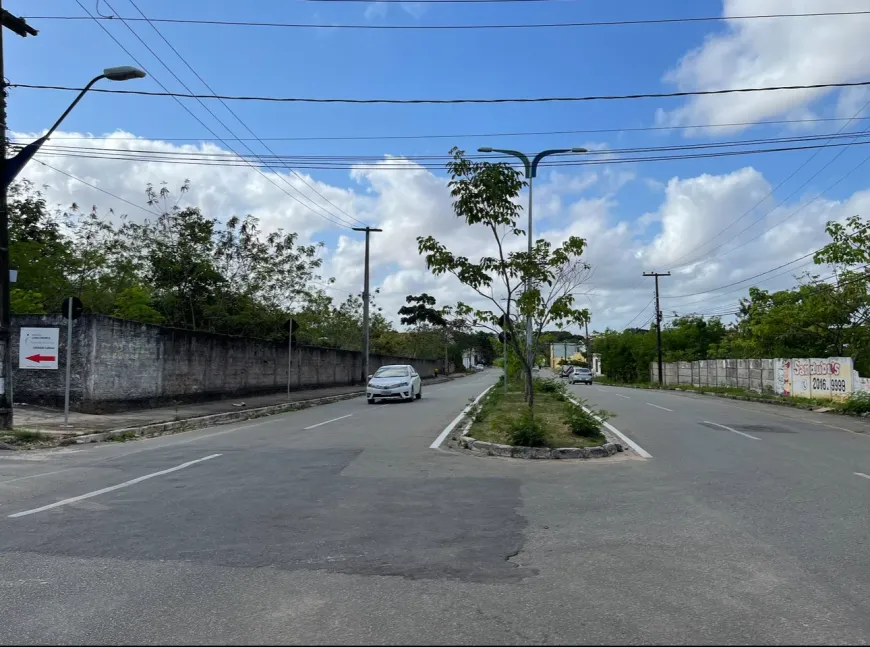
[11,315,440,413]
[650,356,856,401]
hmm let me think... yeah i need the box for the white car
[367,364,422,404]
[569,367,593,385]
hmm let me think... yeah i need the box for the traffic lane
[0,373,496,514]
[588,383,870,479]
[576,384,870,616]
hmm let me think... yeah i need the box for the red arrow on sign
[26,354,55,363]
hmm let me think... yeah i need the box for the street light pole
[0,64,145,430]
[478,146,586,388]
[352,226,383,384]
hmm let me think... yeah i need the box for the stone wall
[10,315,440,413]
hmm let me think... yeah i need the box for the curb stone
[461,435,624,460]
[71,375,462,446]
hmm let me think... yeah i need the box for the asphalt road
[2,371,870,644]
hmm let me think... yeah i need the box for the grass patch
[106,431,138,442]
[468,379,608,449]
[0,428,49,446]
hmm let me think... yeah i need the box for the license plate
[381,390,392,395]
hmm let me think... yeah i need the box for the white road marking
[702,421,761,441]
[8,454,222,518]
[646,403,673,412]
[595,387,607,392]
[568,397,652,458]
[855,472,870,480]
[430,385,494,449]
[614,394,631,399]
[303,414,353,430]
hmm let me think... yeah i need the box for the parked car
[569,367,593,385]
[367,364,422,404]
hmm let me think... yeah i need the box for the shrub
[534,377,566,397]
[562,400,612,438]
[505,409,549,447]
[843,391,870,415]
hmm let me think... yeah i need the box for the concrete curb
[71,375,463,446]
[456,390,623,459]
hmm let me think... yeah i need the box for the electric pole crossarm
[643,271,671,386]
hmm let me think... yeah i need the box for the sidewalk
[13,373,467,437]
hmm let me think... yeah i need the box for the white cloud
[658,0,870,132]
[12,131,865,333]
[364,2,388,20]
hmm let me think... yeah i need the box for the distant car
[367,364,422,404]
[559,365,574,378]
[474,363,486,371]
[569,367,593,385]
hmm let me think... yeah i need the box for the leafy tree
[418,148,590,415]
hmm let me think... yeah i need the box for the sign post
[60,296,83,426]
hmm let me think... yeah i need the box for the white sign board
[19,327,59,370]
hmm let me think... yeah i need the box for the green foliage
[10,289,47,314]
[562,400,610,438]
[842,391,870,415]
[505,408,549,447]
[417,148,591,408]
[534,377,566,396]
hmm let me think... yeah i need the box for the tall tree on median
[417,147,590,416]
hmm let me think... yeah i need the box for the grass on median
[468,377,610,449]
[0,428,50,447]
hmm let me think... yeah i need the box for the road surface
[2,371,870,644]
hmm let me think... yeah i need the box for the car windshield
[374,366,409,378]
[575,368,591,373]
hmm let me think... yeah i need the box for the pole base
[0,408,12,430]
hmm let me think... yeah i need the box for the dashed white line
[855,472,870,480]
[703,421,761,441]
[8,454,222,518]
[303,414,353,430]
[614,394,631,399]
[646,403,673,412]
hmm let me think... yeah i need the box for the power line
[620,295,655,330]
[20,129,870,161]
[73,0,355,230]
[23,137,870,170]
[24,10,870,30]
[28,115,870,143]
[11,79,870,105]
[29,159,159,216]
[122,0,367,227]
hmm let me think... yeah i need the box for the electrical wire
[24,10,870,30]
[73,0,356,230]
[123,0,367,227]
[29,115,870,143]
[619,295,655,330]
[21,137,870,171]
[11,79,870,105]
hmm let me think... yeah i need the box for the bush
[534,377,566,397]
[505,409,549,447]
[562,400,612,438]
[843,391,870,415]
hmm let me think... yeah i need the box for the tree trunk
[526,365,535,420]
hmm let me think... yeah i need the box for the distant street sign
[19,328,59,370]
[61,296,84,320]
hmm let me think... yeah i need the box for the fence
[649,357,859,402]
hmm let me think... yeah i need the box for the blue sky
[7,0,870,330]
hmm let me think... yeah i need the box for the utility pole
[352,226,382,384]
[0,5,38,429]
[585,317,591,373]
[643,271,670,386]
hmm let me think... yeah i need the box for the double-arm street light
[2,66,147,189]
[478,146,586,381]
[0,65,146,429]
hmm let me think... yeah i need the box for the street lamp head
[478,147,493,153]
[103,66,147,81]
[571,147,588,153]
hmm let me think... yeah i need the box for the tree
[398,293,455,371]
[417,148,590,416]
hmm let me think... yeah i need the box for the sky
[6,0,870,335]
